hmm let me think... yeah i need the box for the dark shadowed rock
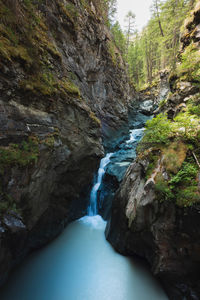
[0,0,134,285]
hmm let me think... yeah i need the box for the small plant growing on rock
[177,43,200,83]
[142,113,172,145]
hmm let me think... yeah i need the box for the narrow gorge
[0,0,200,299]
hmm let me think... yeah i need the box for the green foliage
[177,43,200,82]
[104,0,117,25]
[169,162,199,207]
[145,154,159,179]
[43,135,55,148]
[174,112,198,138]
[58,79,81,96]
[58,1,78,24]
[111,21,126,55]
[142,113,172,145]
[169,162,198,187]
[189,104,200,116]
[127,33,145,87]
[155,178,174,201]
[0,189,20,217]
[126,0,193,87]
[21,72,80,97]
[159,98,167,108]
[0,194,20,216]
[0,137,39,173]
[176,186,200,207]
[153,161,199,207]
[107,40,118,65]
[89,112,101,126]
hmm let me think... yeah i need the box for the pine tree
[124,11,136,54]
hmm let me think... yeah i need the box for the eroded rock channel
[0,112,168,300]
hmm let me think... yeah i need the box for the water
[88,153,113,216]
[126,128,145,144]
[0,216,168,300]
[0,124,168,300]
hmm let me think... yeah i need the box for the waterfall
[87,153,113,216]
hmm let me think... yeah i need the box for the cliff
[0,0,132,284]
[106,3,200,299]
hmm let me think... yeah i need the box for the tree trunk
[155,0,164,37]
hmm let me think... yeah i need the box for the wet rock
[106,160,200,299]
[3,213,26,233]
[139,100,154,115]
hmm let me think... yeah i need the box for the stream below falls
[0,117,168,300]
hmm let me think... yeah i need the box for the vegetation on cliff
[138,95,200,207]
[132,1,200,208]
[0,0,131,222]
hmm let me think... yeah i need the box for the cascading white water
[87,153,113,216]
[126,128,145,144]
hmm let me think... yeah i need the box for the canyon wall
[106,3,200,299]
[0,0,132,284]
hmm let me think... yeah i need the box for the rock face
[138,70,170,115]
[106,4,200,299]
[106,159,200,299]
[0,0,132,284]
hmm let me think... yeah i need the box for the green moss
[187,93,200,116]
[176,186,200,207]
[189,104,200,116]
[169,162,198,187]
[42,135,55,148]
[58,1,78,25]
[162,142,187,174]
[33,25,61,59]
[0,0,61,65]
[20,71,81,98]
[155,177,174,202]
[145,153,159,179]
[89,111,101,126]
[153,160,200,207]
[177,43,200,83]
[0,39,11,60]
[0,137,39,174]
[0,34,32,64]
[0,193,21,217]
[159,98,167,109]
[20,73,56,96]
[154,161,199,207]
[107,41,118,65]
[58,79,81,97]
[0,0,84,102]
[138,113,172,152]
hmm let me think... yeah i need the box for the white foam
[79,215,106,230]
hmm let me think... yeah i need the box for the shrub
[169,162,198,188]
[189,104,200,116]
[173,112,198,139]
[177,43,200,82]
[155,178,174,202]
[142,113,172,145]
[176,186,200,207]
[0,137,39,173]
